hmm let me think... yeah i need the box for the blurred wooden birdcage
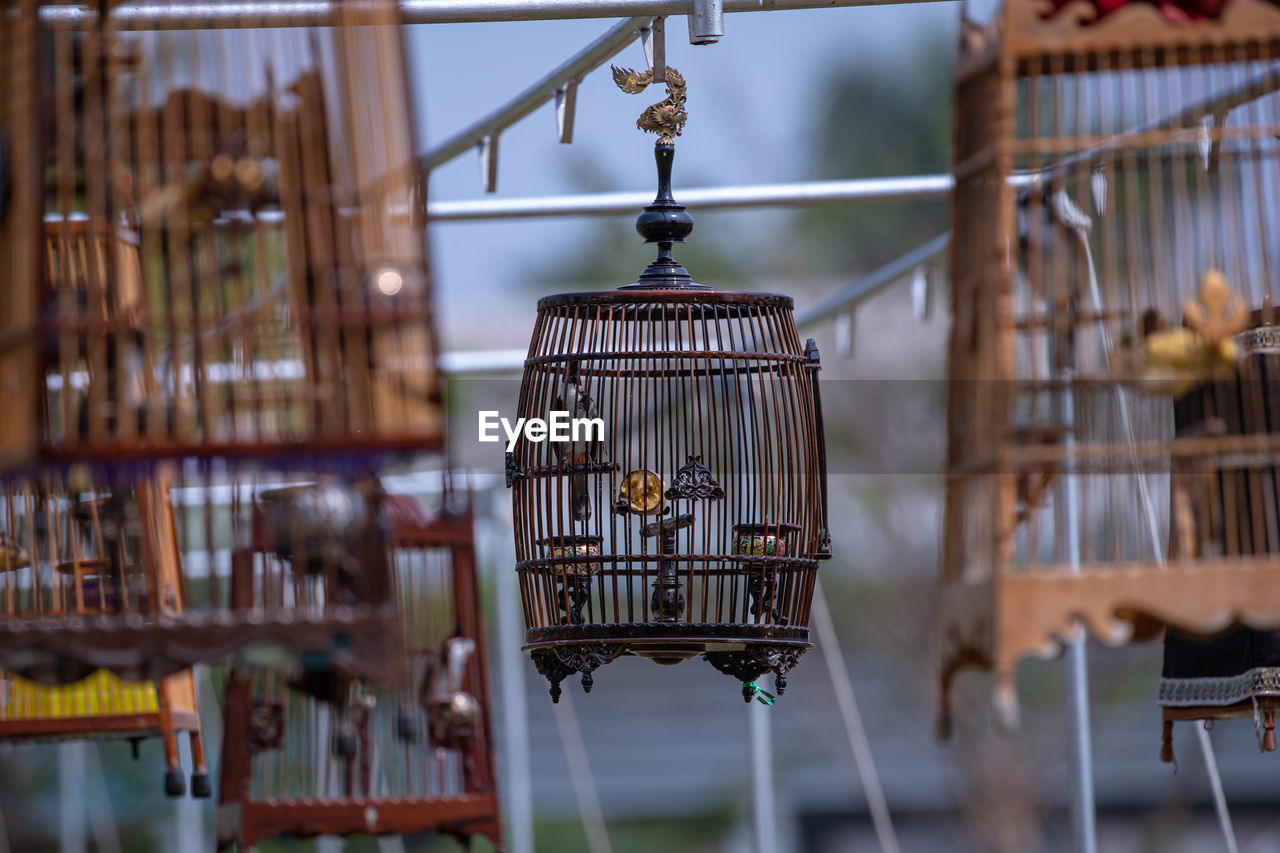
[0,668,210,798]
[0,0,441,680]
[0,469,185,671]
[0,470,211,795]
[508,141,831,704]
[941,0,1280,736]
[216,494,501,850]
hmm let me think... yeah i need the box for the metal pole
[812,581,900,853]
[488,501,536,853]
[422,16,652,172]
[687,0,722,43]
[0,787,10,853]
[1075,231,1241,853]
[172,743,201,853]
[85,747,123,853]
[1063,625,1098,853]
[1196,727,1240,853]
[551,692,613,853]
[1055,365,1098,853]
[749,699,777,853]
[416,56,1273,193]
[795,232,950,328]
[425,175,955,221]
[39,0,940,30]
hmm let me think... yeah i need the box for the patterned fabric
[1159,667,1280,706]
[1165,351,1280,711]
[1241,326,1280,355]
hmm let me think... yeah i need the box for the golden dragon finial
[610,65,687,144]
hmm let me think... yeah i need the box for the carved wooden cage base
[528,634,810,704]
[937,562,1280,737]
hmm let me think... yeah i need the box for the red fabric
[1044,0,1238,23]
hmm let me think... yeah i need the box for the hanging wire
[1196,726,1240,853]
[812,579,901,853]
[551,692,614,853]
[1073,217,1240,853]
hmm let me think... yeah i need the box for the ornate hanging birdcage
[0,0,440,681]
[940,0,1280,740]
[508,70,831,703]
[216,493,500,849]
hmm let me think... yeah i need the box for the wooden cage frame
[0,668,209,796]
[0,0,443,682]
[509,143,831,704]
[940,0,1280,731]
[216,499,501,850]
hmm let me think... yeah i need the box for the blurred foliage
[795,31,955,275]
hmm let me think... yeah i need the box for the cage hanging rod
[422,49,1280,186]
[423,49,1280,218]
[425,174,954,220]
[38,0,933,31]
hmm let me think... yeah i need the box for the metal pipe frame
[433,233,951,377]
[426,174,954,220]
[39,0,935,31]
[793,231,949,329]
[423,15,651,172]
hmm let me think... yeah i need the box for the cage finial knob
[620,142,706,290]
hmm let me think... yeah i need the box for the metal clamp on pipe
[687,0,723,42]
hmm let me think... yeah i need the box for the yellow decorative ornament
[1111,269,1250,397]
[616,470,666,515]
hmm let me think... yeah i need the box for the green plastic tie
[744,681,775,706]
